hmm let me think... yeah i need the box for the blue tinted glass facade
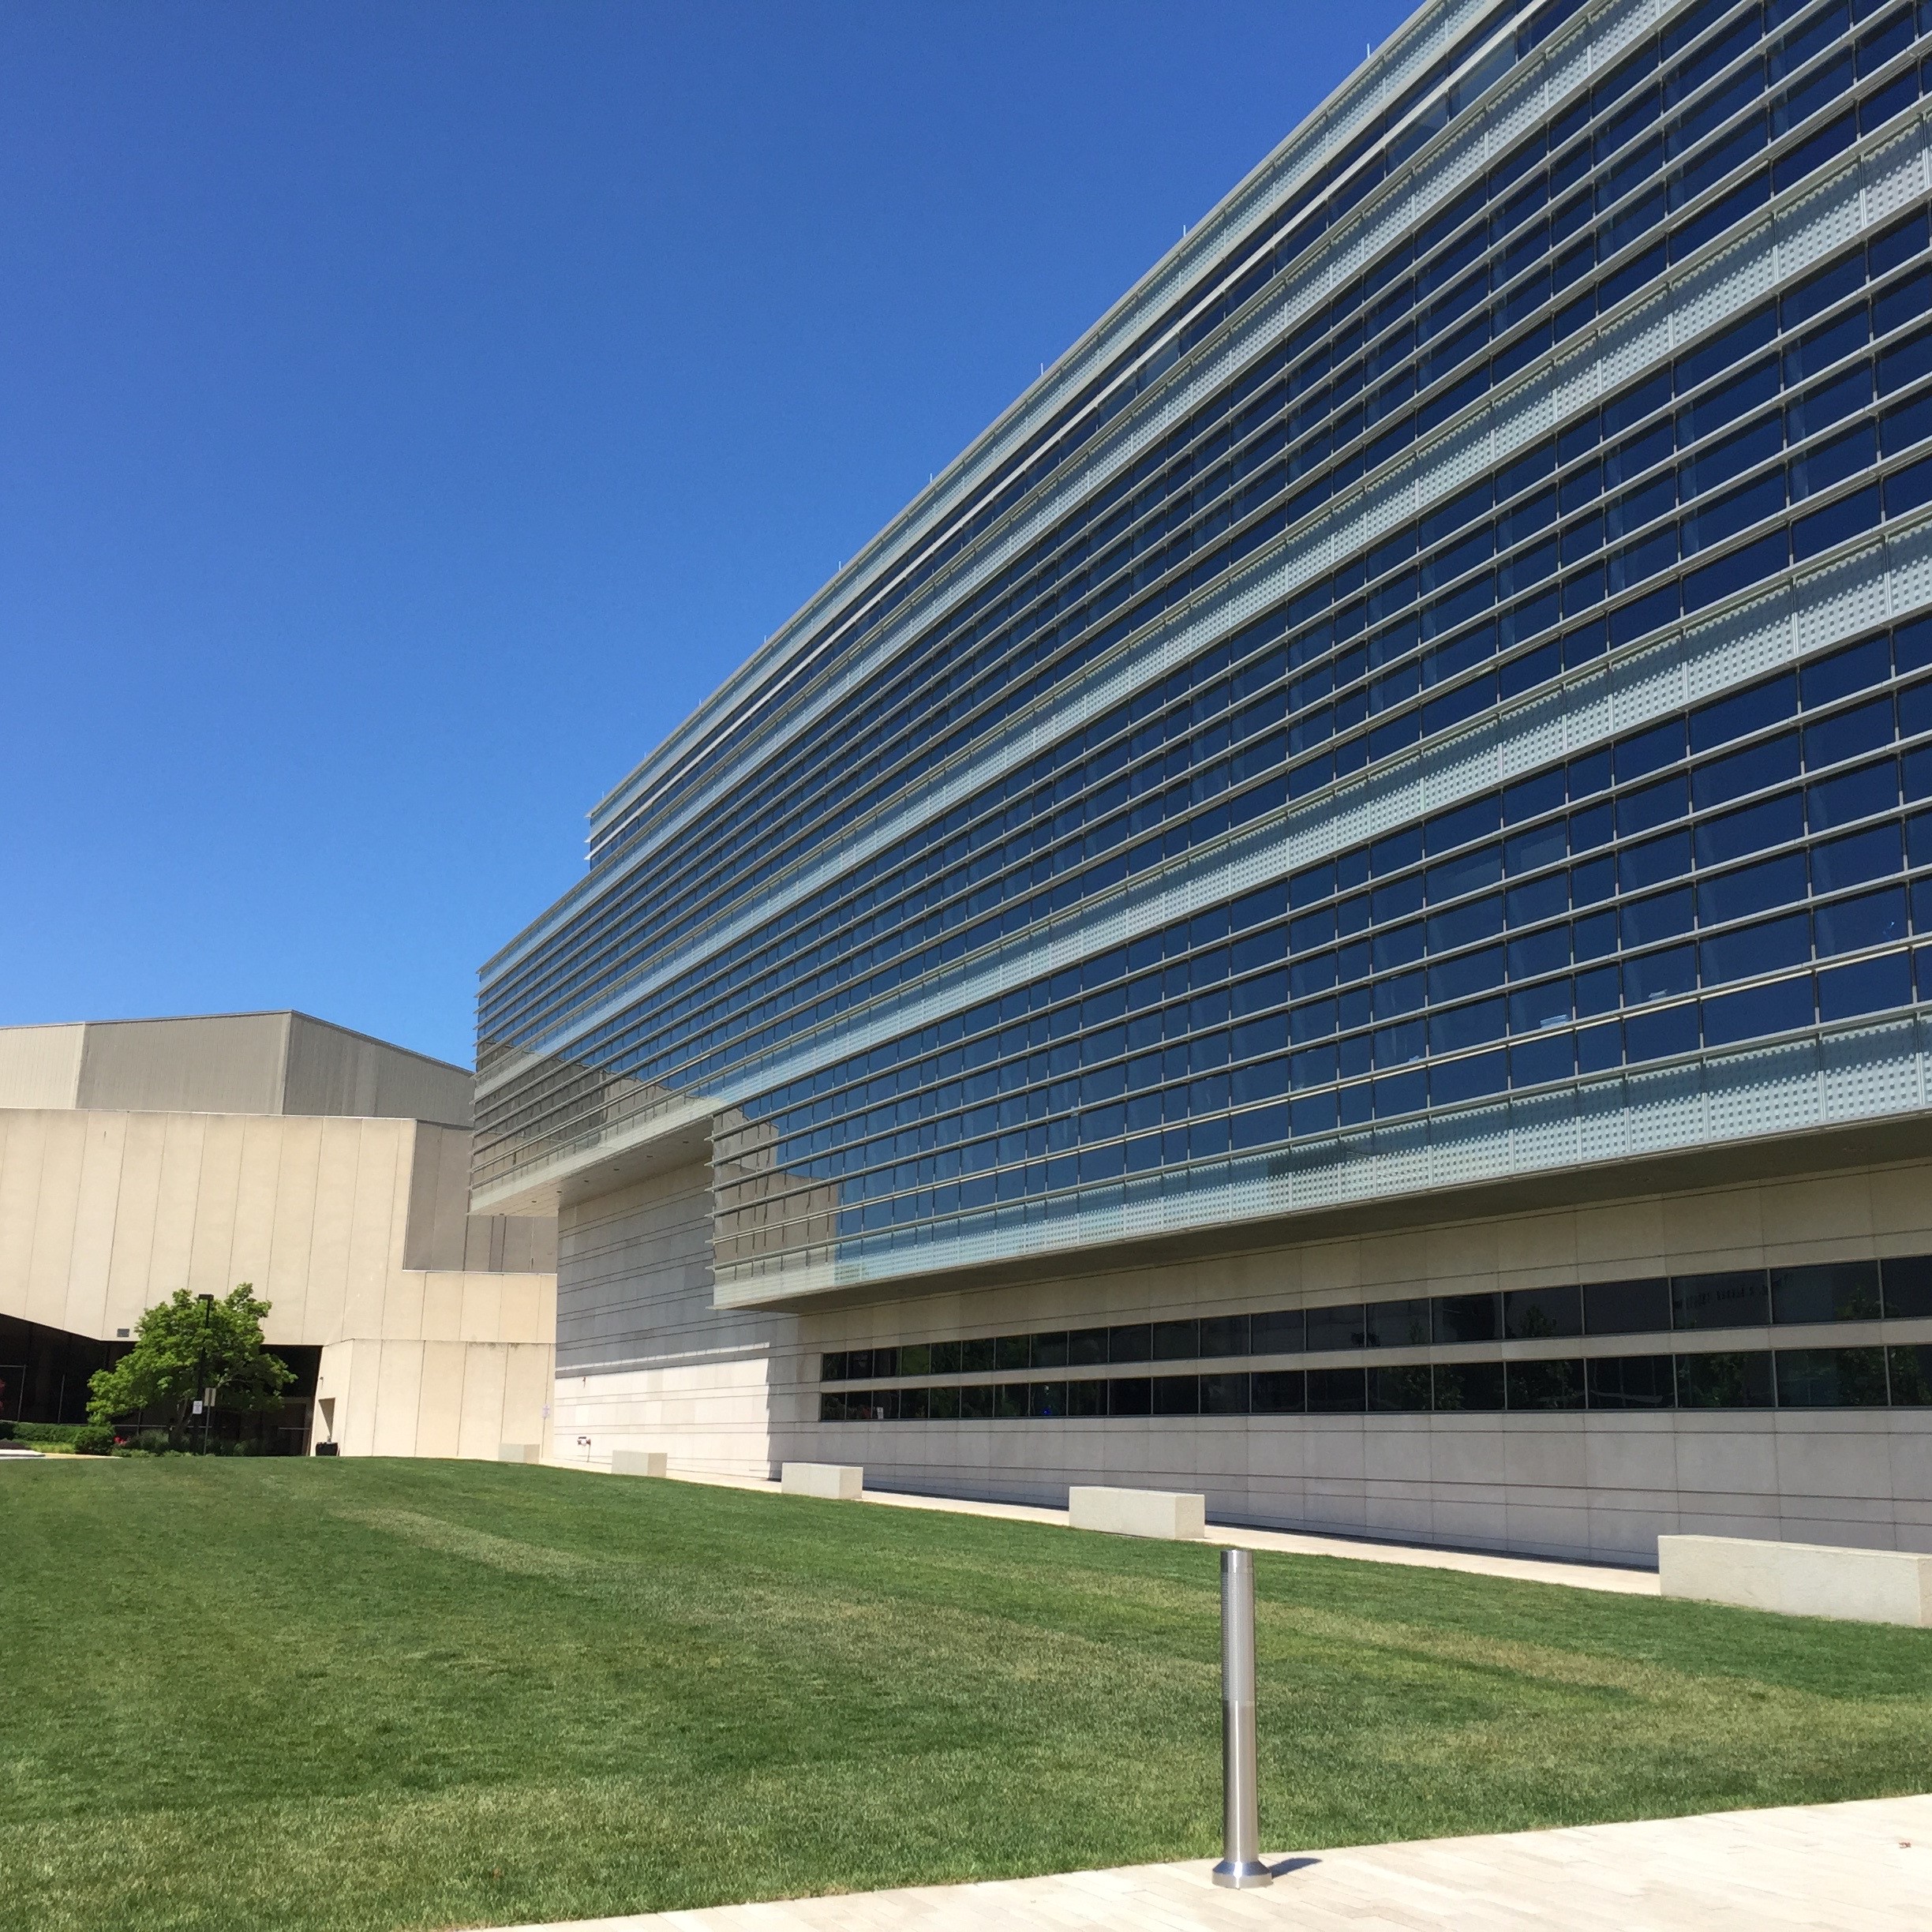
[479,0,1932,1305]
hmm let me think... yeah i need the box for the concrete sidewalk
[570,1459,1660,1596]
[491,1792,1930,1931]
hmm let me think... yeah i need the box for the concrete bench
[1068,1485,1205,1541]
[1659,1534,1932,1627]
[611,1450,668,1478]
[781,1461,863,1500]
[496,1443,540,1465]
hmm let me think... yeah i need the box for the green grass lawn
[3,1459,1929,1932]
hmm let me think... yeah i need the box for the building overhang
[709,1112,1932,1315]
[469,1096,715,1218]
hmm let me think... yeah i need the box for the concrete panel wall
[0,1103,556,1462]
[403,1120,554,1276]
[550,1161,799,1477]
[74,1014,289,1117]
[555,1147,1932,1559]
[462,1211,557,1275]
[313,1335,551,1460]
[0,1025,84,1110]
[402,1120,467,1271]
[1,1012,471,1125]
[815,1410,1932,1563]
[283,1013,472,1128]
[21,1107,415,1342]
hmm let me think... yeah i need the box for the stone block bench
[781,1461,863,1500]
[1659,1534,1932,1626]
[1067,1485,1205,1541]
[611,1449,668,1478]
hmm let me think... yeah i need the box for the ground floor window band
[820,1345,1932,1421]
[821,1252,1932,1383]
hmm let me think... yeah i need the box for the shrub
[16,1422,85,1447]
[111,1431,175,1457]
[72,1424,115,1457]
[0,1420,14,1440]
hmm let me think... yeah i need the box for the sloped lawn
[4,1457,1928,1932]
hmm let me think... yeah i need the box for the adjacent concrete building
[0,1013,556,1457]
[477,0,1932,1561]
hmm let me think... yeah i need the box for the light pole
[196,1293,215,1455]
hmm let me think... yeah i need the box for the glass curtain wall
[479,0,1932,1297]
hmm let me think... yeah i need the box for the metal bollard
[1211,1546,1272,1889]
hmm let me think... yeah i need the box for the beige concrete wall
[314,1336,553,1459]
[0,1013,474,1125]
[281,1013,472,1127]
[73,1013,289,1117]
[550,1161,798,1477]
[0,1025,84,1110]
[402,1120,556,1276]
[552,1147,1932,1560]
[0,1104,556,1460]
[0,1104,417,1341]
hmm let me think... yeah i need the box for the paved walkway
[571,1461,1658,1596]
[492,1793,1930,1930]
[867,1483,1659,1594]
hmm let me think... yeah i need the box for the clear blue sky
[2,1,1413,1069]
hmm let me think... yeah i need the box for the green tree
[88,1285,294,1447]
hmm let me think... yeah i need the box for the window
[1068,1327,1108,1367]
[1883,1256,1932,1320]
[1586,1354,1674,1409]
[1152,1374,1200,1415]
[1251,1309,1305,1353]
[1676,1351,1773,1407]
[1694,732,1800,811]
[1698,852,1807,927]
[1695,790,1803,867]
[1702,975,1814,1043]
[1507,1359,1586,1409]
[1367,1365,1433,1411]
[1151,1319,1200,1361]
[1809,759,1899,830]
[1433,1292,1501,1345]
[1813,886,1906,956]
[1888,1346,1932,1405]
[1671,1269,1769,1331]
[1770,1262,1881,1325]
[1817,950,1912,1019]
[1306,1304,1366,1350]
[1792,482,1881,560]
[1200,1372,1251,1415]
[1365,1298,1431,1348]
[1307,1367,1367,1413]
[1774,1347,1889,1407]
[1432,1361,1505,1410]
[1805,697,1893,770]
[1503,1283,1582,1341]
[1701,912,1809,983]
[1812,822,1902,891]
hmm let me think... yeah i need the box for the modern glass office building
[479,0,1932,1559]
